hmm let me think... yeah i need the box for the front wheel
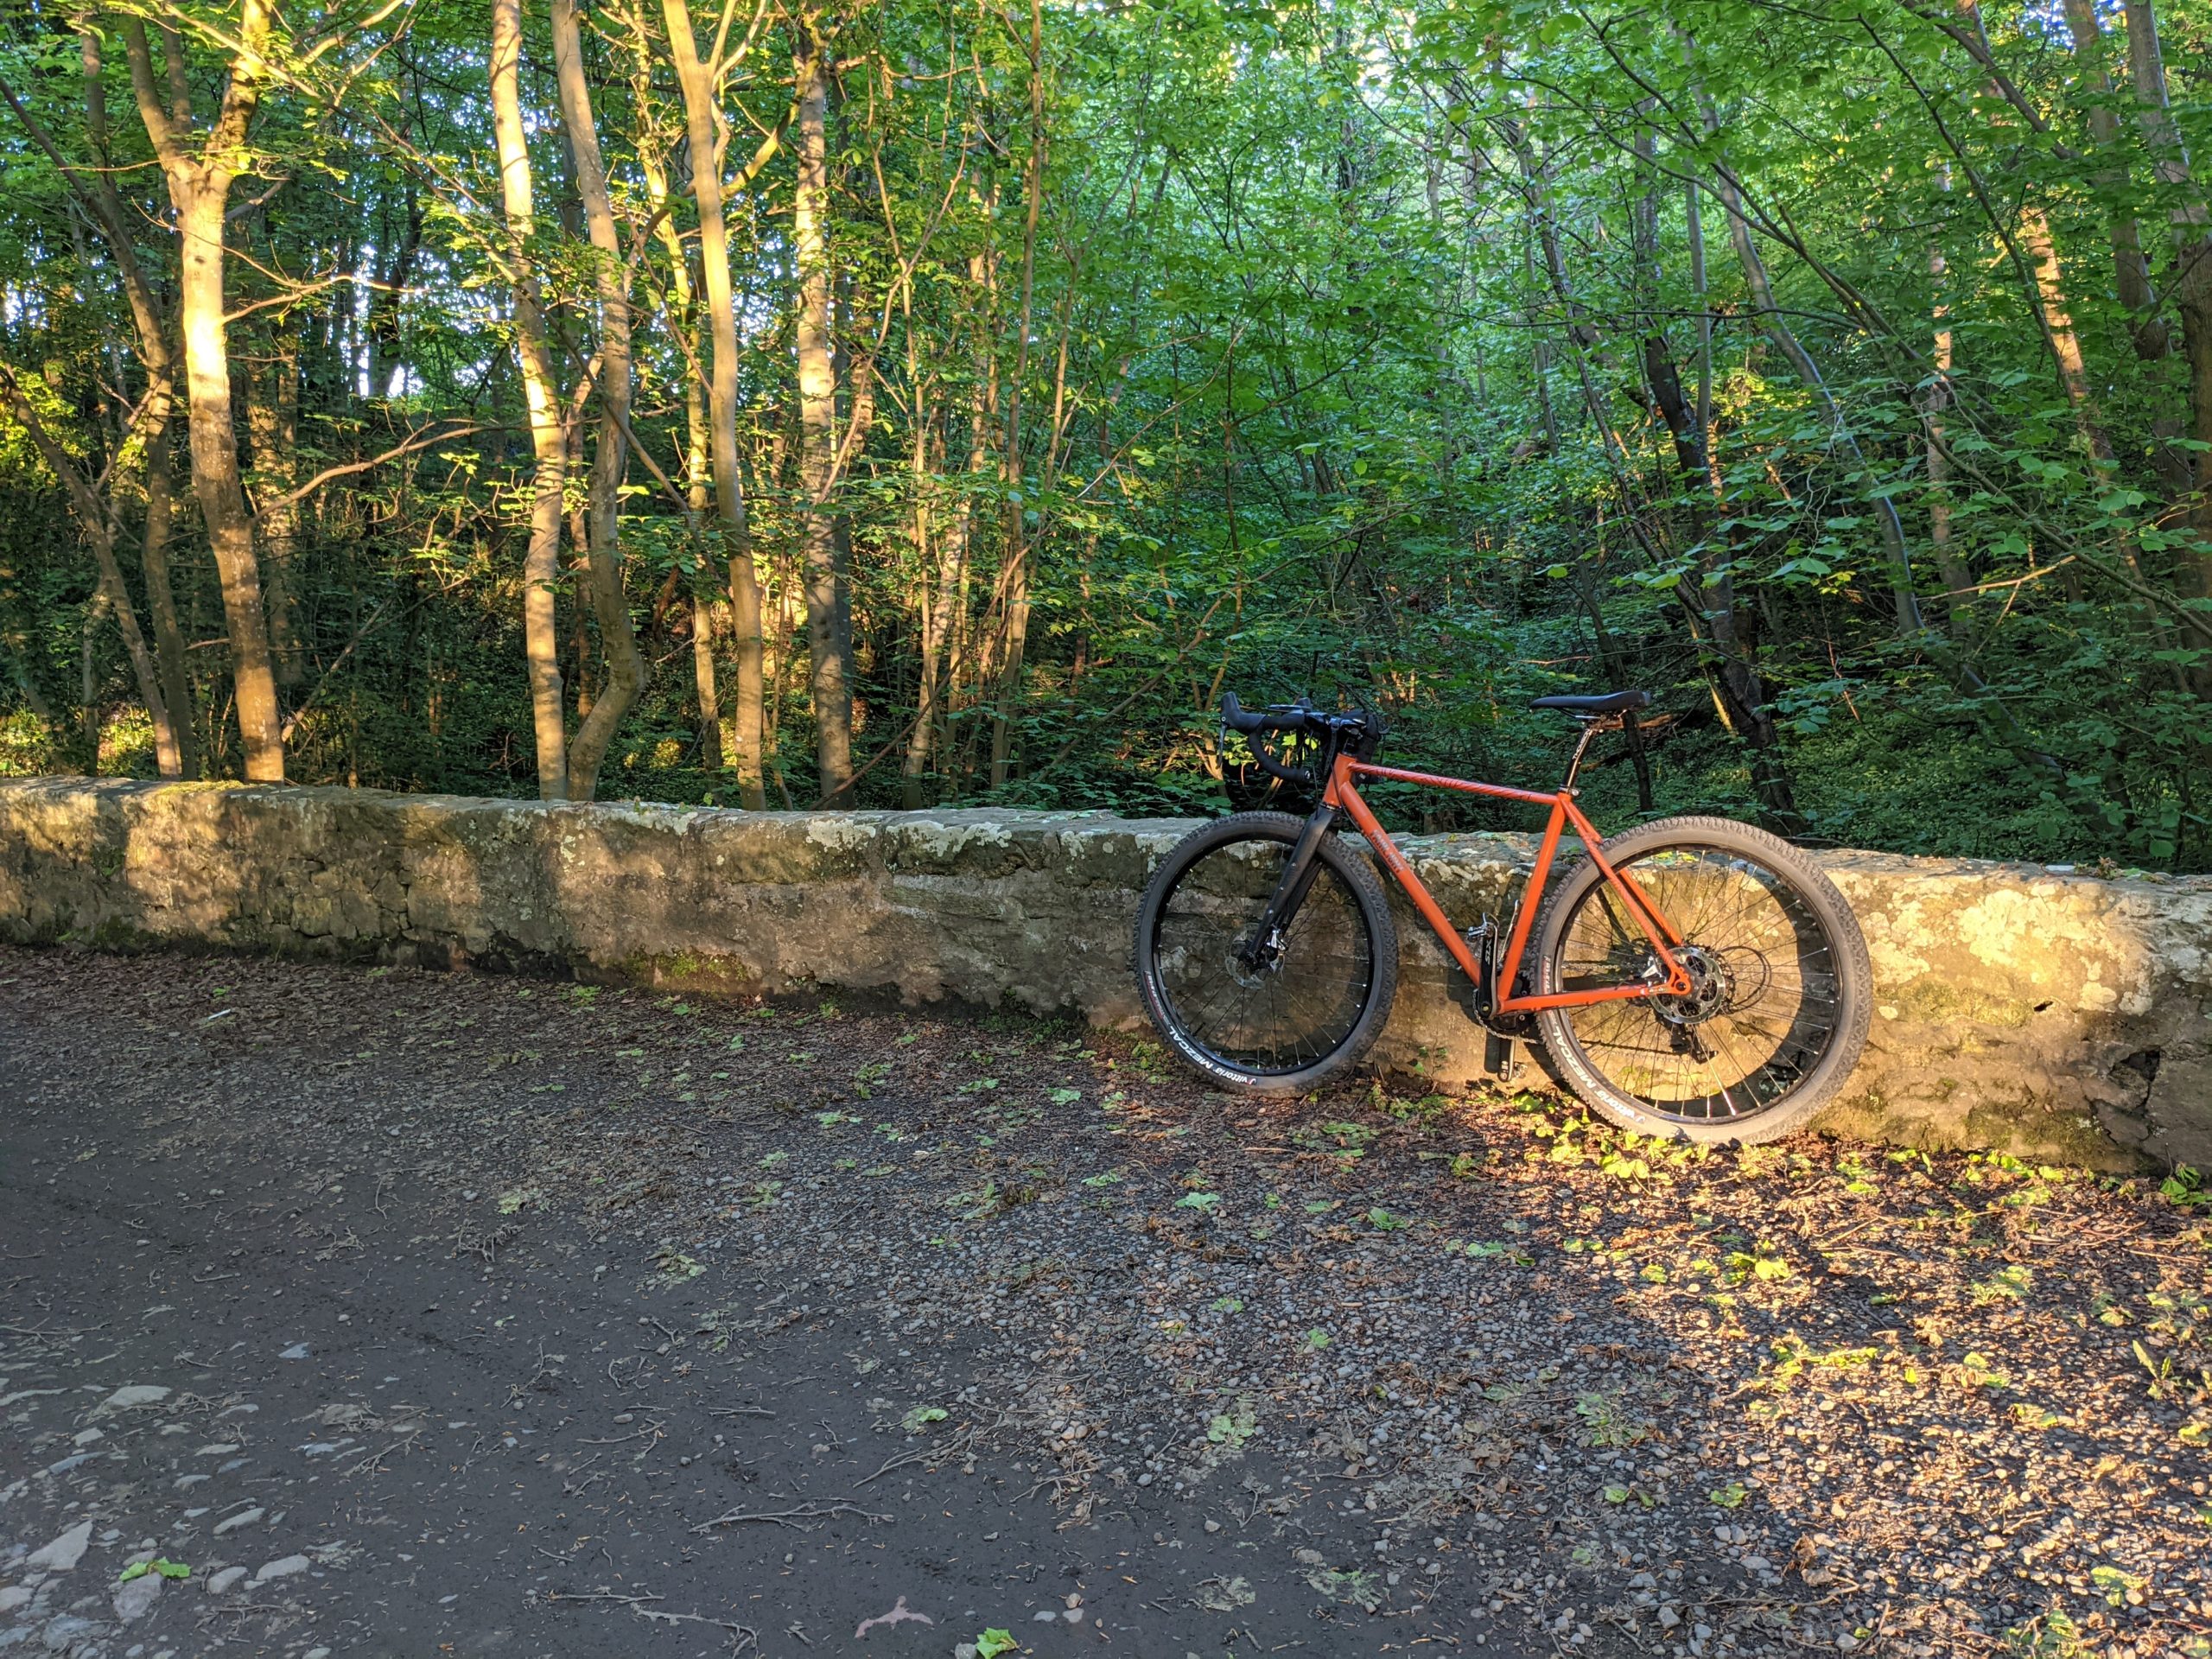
[1531,816,1872,1144]
[1134,811,1400,1095]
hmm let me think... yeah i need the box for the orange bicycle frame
[1321,753,1694,1010]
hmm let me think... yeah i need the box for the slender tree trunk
[551,0,647,801]
[142,423,197,775]
[988,0,1047,789]
[791,13,854,805]
[0,369,179,776]
[363,184,423,397]
[902,386,960,808]
[2062,0,2164,358]
[124,14,283,779]
[245,334,304,685]
[489,0,569,799]
[23,24,195,774]
[2120,0,2212,583]
[1622,135,1796,821]
[631,97,722,775]
[663,0,766,807]
[1700,113,1926,636]
[1924,238,1974,631]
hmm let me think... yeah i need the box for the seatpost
[1561,719,1599,791]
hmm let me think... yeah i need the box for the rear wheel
[1134,811,1399,1095]
[1531,816,1871,1144]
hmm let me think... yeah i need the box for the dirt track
[2,944,2207,1659]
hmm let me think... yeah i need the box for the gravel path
[1,944,2206,1659]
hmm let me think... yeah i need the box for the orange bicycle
[1132,692,1872,1143]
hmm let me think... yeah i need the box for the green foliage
[3,0,2210,868]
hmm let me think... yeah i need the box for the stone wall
[2,776,2207,1170]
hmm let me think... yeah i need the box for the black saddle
[1528,690,1651,716]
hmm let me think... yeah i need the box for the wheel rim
[1147,836,1376,1078]
[1548,843,1845,1124]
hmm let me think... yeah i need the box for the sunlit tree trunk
[122,12,284,780]
[662,0,766,808]
[5,24,197,774]
[2060,0,2164,358]
[488,0,569,799]
[0,369,177,777]
[988,0,1046,791]
[791,11,855,805]
[551,0,647,801]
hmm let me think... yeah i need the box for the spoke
[1553,846,1845,1123]
[1147,836,1376,1078]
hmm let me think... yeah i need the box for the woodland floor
[0,947,2208,1659]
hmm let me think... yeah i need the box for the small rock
[26,1522,93,1573]
[102,1386,171,1411]
[1033,1609,1059,1623]
[278,1344,310,1361]
[1065,1610,1084,1624]
[114,1573,163,1624]
[212,1509,264,1536]
[1294,1548,1325,1567]
[38,1615,96,1653]
[1835,1637,1859,1654]
[253,1556,309,1584]
[205,1567,247,1597]
[1656,1605,1681,1630]
[304,1649,332,1659]
[1203,1519,1220,1534]
[1742,1554,1771,1573]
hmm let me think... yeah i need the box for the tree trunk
[142,423,198,776]
[791,13,855,806]
[123,12,284,780]
[0,368,180,777]
[1700,112,1927,636]
[245,334,304,686]
[988,0,1048,790]
[2061,0,2164,358]
[489,0,569,800]
[1625,139,1796,822]
[178,190,284,779]
[551,0,648,802]
[2120,0,2212,584]
[663,0,766,808]
[18,24,196,775]
[628,84,723,777]
[902,385,965,809]
[1923,232,1976,630]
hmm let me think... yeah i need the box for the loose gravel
[2,944,2207,1658]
